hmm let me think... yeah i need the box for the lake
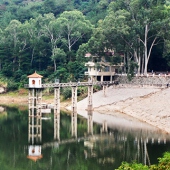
[0,105,170,170]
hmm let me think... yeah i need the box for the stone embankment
[115,74,170,86]
[93,86,170,133]
[72,76,170,134]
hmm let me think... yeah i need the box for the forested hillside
[0,0,170,90]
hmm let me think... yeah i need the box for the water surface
[0,106,170,170]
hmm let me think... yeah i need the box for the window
[32,80,35,85]
[104,66,110,72]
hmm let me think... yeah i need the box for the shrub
[116,162,149,170]
[117,152,170,170]
[150,152,170,170]
[62,87,72,100]
[7,81,18,91]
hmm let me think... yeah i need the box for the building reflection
[27,108,170,166]
[27,115,43,162]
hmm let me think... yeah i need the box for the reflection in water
[71,111,77,138]
[54,87,60,141]
[71,86,77,138]
[87,110,93,135]
[54,113,60,141]
[27,115,42,162]
[101,120,108,133]
[1,105,170,169]
[25,107,170,169]
[0,106,7,118]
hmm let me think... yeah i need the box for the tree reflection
[0,106,170,169]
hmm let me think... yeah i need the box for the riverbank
[0,93,71,109]
[69,85,170,134]
[1,86,170,133]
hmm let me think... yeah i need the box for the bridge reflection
[27,109,170,165]
[27,115,42,162]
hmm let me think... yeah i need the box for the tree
[102,0,170,74]
[35,13,63,72]
[51,48,66,72]
[25,17,47,70]
[56,10,93,61]
[4,19,21,72]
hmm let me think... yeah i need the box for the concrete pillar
[36,89,42,117]
[87,85,93,111]
[28,88,35,117]
[103,85,107,97]
[54,87,60,141]
[101,75,103,82]
[28,88,42,144]
[71,86,77,138]
[110,75,112,82]
[28,88,42,117]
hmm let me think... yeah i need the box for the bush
[77,87,88,96]
[150,152,170,170]
[62,87,72,100]
[7,81,18,91]
[116,162,149,170]
[93,85,102,92]
[117,152,170,170]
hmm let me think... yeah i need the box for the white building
[27,71,43,88]
[84,53,123,82]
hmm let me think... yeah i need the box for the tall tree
[101,0,170,74]
[56,10,93,61]
[78,0,170,75]
[4,20,21,72]
[35,13,63,72]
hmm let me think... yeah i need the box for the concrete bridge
[26,72,116,140]
[25,72,170,139]
[26,72,170,163]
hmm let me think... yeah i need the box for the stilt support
[103,85,107,97]
[87,85,93,111]
[28,88,42,144]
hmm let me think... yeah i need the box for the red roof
[27,155,43,162]
[27,71,43,78]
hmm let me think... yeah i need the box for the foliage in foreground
[116,152,170,170]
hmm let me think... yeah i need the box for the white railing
[25,81,115,88]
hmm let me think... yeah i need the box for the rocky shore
[96,87,170,133]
